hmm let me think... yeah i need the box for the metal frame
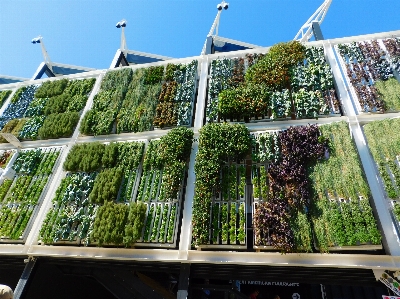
[294,0,332,42]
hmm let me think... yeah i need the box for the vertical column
[177,263,191,299]
[194,56,209,129]
[312,22,325,41]
[325,42,400,255]
[178,54,210,257]
[14,257,37,299]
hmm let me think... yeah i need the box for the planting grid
[80,60,198,136]
[206,45,341,124]
[202,162,247,248]
[0,147,62,243]
[1,31,400,260]
[335,37,400,113]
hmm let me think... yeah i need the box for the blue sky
[1,0,399,78]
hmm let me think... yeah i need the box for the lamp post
[31,35,53,72]
[116,19,128,51]
[201,1,229,55]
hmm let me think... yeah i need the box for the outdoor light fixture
[116,19,128,51]
[31,35,53,72]
[217,1,229,10]
[31,36,42,44]
[201,1,229,54]
[116,19,127,28]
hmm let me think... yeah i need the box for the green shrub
[124,202,147,246]
[38,112,80,139]
[35,79,69,98]
[89,168,124,204]
[63,142,105,172]
[91,201,128,246]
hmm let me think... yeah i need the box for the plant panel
[80,61,198,136]
[364,118,400,229]
[0,90,12,109]
[39,140,144,245]
[192,123,251,247]
[192,122,381,253]
[39,127,193,248]
[0,147,61,242]
[206,42,340,123]
[336,38,400,113]
[0,78,95,142]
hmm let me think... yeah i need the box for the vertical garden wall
[364,118,400,231]
[39,127,193,248]
[1,33,400,260]
[0,78,96,141]
[191,121,382,253]
[0,146,62,242]
[336,37,400,113]
[80,60,198,136]
[206,42,341,123]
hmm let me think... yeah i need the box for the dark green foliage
[64,78,96,97]
[245,41,306,90]
[0,90,11,108]
[38,112,80,139]
[117,69,161,133]
[160,126,194,163]
[102,142,119,168]
[81,109,115,136]
[43,94,70,115]
[165,63,178,82]
[116,142,144,170]
[35,79,69,98]
[11,87,27,103]
[91,201,129,246]
[142,140,163,171]
[80,70,132,136]
[100,68,133,92]
[394,201,400,222]
[25,97,48,117]
[143,66,164,85]
[89,168,124,204]
[192,123,252,245]
[124,202,147,246]
[218,83,270,119]
[63,142,105,172]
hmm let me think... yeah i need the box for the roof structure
[0,75,29,84]
[32,62,97,80]
[110,49,173,68]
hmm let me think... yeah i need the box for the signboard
[379,271,400,296]
[382,296,400,299]
[231,280,306,299]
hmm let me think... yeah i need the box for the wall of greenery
[309,121,381,252]
[80,61,197,136]
[192,123,252,246]
[0,78,95,141]
[0,147,61,240]
[192,121,382,253]
[337,39,400,112]
[364,118,400,227]
[206,42,339,123]
[39,127,193,247]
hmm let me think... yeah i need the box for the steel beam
[13,257,37,299]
